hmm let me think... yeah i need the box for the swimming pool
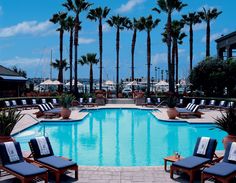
[14,108,226,166]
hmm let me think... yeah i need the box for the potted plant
[59,94,75,119]
[214,107,236,149]
[0,109,23,142]
[166,95,178,119]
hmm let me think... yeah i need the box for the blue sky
[0,0,235,81]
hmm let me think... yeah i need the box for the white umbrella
[40,79,54,85]
[52,80,63,85]
[155,80,169,86]
[126,80,138,86]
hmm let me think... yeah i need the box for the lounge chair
[206,100,216,109]
[224,101,235,109]
[176,103,202,118]
[41,98,46,104]
[29,136,78,183]
[176,98,184,107]
[217,100,226,109]
[36,103,61,118]
[85,97,97,107]
[142,98,154,107]
[201,142,236,183]
[21,99,32,109]
[0,141,48,183]
[170,137,217,183]
[199,99,206,108]
[31,98,38,108]
[51,98,59,106]
[4,100,11,108]
[191,98,196,104]
[79,98,84,106]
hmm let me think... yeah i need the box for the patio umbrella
[40,79,54,85]
[155,80,169,86]
[52,80,63,85]
[104,80,115,85]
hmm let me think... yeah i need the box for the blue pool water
[14,108,226,166]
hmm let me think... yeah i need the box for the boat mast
[50,49,52,80]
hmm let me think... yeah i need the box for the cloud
[152,53,167,65]
[0,20,52,37]
[102,23,111,32]
[0,56,44,66]
[79,38,96,44]
[201,28,229,43]
[116,0,145,13]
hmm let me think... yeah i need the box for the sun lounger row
[176,103,202,118]
[170,137,236,183]
[0,136,78,183]
[72,97,97,107]
[36,102,61,118]
[2,98,59,110]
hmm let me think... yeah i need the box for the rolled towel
[228,142,236,161]
[197,137,210,155]
[36,136,50,156]
[4,142,20,162]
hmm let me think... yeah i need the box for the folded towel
[80,98,83,103]
[4,142,20,162]
[197,137,210,155]
[89,98,92,103]
[147,98,151,104]
[228,142,236,161]
[36,137,50,156]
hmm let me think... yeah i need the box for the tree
[50,11,67,92]
[139,15,160,96]
[12,66,27,78]
[63,0,92,96]
[198,7,222,57]
[78,53,99,93]
[51,59,69,72]
[87,6,110,90]
[155,0,187,93]
[182,12,201,71]
[65,16,75,93]
[107,15,132,97]
[130,18,143,92]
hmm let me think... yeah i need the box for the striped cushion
[45,103,52,110]
[192,105,199,113]
[186,103,192,110]
[48,102,54,109]
[42,104,49,111]
[38,105,45,112]
[189,104,196,111]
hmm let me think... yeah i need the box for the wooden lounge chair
[199,99,206,108]
[28,137,78,183]
[142,98,155,107]
[176,103,203,118]
[170,137,217,183]
[51,98,60,107]
[85,98,97,107]
[202,142,236,183]
[36,103,61,118]
[21,99,32,109]
[0,141,48,183]
[206,100,216,109]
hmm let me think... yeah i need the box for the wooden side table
[164,155,183,171]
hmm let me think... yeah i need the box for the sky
[0,0,235,81]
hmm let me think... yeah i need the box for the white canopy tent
[126,80,138,86]
[40,79,54,85]
[103,80,115,86]
[65,80,83,86]
[155,80,169,92]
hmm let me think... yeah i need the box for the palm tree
[139,15,160,96]
[107,15,132,97]
[182,12,201,71]
[65,16,75,93]
[155,0,187,93]
[87,7,110,90]
[12,66,27,78]
[78,53,99,93]
[198,7,222,57]
[50,11,67,92]
[51,59,69,72]
[63,0,92,96]
[130,18,143,92]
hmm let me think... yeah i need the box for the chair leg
[75,169,78,180]
[189,171,194,183]
[170,166,174,179]
[55,172,60,183]
[44,172,48,183]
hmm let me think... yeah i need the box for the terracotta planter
[0,136,15,143]
[222,135,236,149]
[61,108,71,119]
[167,108,178,119]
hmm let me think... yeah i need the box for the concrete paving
[4,104,224,183]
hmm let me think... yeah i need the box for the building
[0,65,27,97]
[215,31,236,60]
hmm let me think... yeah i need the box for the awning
[0,75,27,81]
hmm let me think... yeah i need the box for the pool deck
[4,104,224,183]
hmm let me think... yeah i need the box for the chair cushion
[203,162,236,177]
[172,156,210,169]
[5,161,47,177]
[176,108,190,113]
[47,108,61,113]
[193,138,217,159]
[37,156,76,169]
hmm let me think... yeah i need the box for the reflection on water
[14,109,226,166]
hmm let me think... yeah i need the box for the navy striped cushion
[42,104,49,111]
[48,102,54,109]
[192,105,199,113]
[45,103,52,110]
[186,103,191,110]
[38,105,45,112]
[189,104,196,111]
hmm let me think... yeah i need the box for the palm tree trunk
[147,30,151,96]
[167,12,174,92]
[90,63,93,93]
[74,15,79,96]
[175,42,179,93]
[172,39,175,88]
[131,28,137,92]
[206,20,210,57]
[69,29,73,93]
[189,23,193,71]
[58,29,64,92]
[116,28,120,97]
[99,18,103,90]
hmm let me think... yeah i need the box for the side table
[164,155,183,171]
